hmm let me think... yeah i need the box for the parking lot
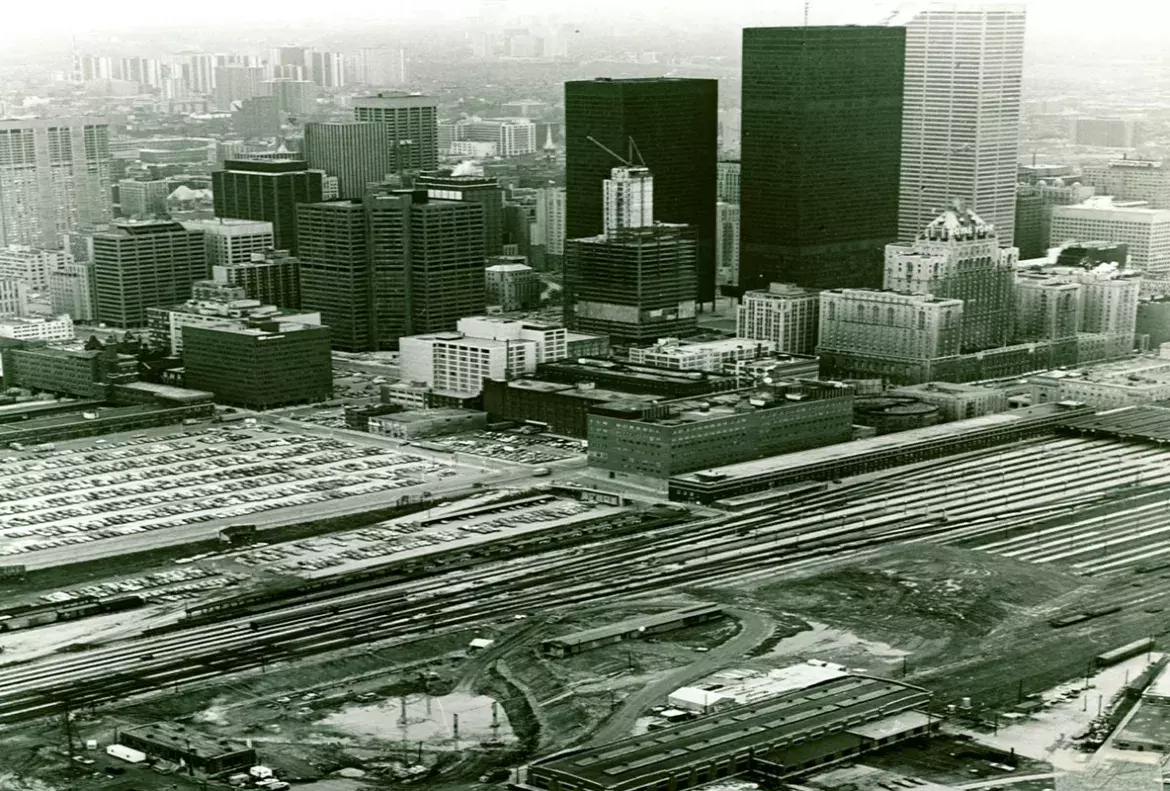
[227,494,619,578]
[0,423,484,563]
[427,430,586,465]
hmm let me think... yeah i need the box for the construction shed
[539,604,724,658]
[118,723,256,773]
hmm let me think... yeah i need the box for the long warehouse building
[517,674,934,791]
[669,402,1094,504]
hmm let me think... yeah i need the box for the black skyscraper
[212,159,324,255]
[740,26,905,290]
[565,78,718,305]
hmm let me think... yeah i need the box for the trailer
[106,743,147,764]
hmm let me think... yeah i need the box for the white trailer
[106,743,147,763]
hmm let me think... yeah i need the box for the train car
[1095,638,1155,669]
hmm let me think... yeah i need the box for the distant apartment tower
[0,245,67,291]
[49,260,95,321]
[737,282,820,355]
[295,190,486,351]
[485,258,541,311]
[212,159,324,254]
[565,77,717,304]
[533,185,567,265]
[90,220,208,327]
[359,48,407,86]
[181,218,275,267]
[352,92,438,172]
[897,4,1027,245]
[0,117,113,249]
[1083,159,1170,209]
[818,289,965,384]
[0,280,30,317]
[234,95,282,138]
[183,322,332,409]
[740,26,905,290]
[884,205,1018,352]
[261,79,318,117]
[1050,197,1170,276]
[1074,118,1141,148]
[415,172,504,256]
[118,179,171,218]
[213,65,264,111]
[717,160,740,203]
[303,122,398,199]
[716,201,740,287]
[213,250,301,309]
[310,51,346,89]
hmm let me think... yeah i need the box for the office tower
[415,172,504,255]
[485,258,541,311]
[0,245,67,291]
[565,77,717,304]
[1077,270,1140,357]
[453,117,538,157]
[90,220,207,327]
[213,65,264,111]
[235,96,282,138]
[1050,197,1170,276]
[183,323,332,409]
[181,218,274,267]
[1083,159,1170,209]
[118,179,171,218]
[310,51,346,89]
[884,205,1018,352]
[147,283,320,354]
[817,289,964,384]
[717,160,740,203]
[0,118,113,249]
[212,160,323,255]
[740,27,904,291]
[1055,241,1128,269]
[262,79,318,117]
[296,190,486,351]
[352,92,438,172]
[0,280,30,317]
[212,250,301,308]
[897,4,1027,244]
[737,282,820,355]
[303,122,398,199]
[360,48,407,85]
[603,167,654,234]
[1014,179,1095,260]
[533,186,566,267]
[1015,275,1082,343]
[49,260,95,321]
[716,201,740,287]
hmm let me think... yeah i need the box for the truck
[250,766,275,780]
[106,743,147,764]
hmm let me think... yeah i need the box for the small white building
[666,686,737,715]
[0,314,74,341]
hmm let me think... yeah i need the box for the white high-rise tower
[896,3,1027,246]
[603,166,654,235]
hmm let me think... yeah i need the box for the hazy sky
[5,0,1170,40]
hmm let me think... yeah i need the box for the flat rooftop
[123,722,251,758]
[1033,357,1170,386]
[116,381,214,403]
[0,404,164,436]
[503,378,662,405]
[534,675,930,788]
[673,403,1081,485]
[542,604,723,648]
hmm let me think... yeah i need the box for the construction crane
[586,135,646,168]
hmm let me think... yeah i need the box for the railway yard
[8,418,1170,790]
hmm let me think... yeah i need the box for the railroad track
[4,435,1170,726]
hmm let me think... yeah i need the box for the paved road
[956,774,1060,789]
[587,608,775,745]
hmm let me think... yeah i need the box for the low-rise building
[888,381,1010,422]
[483,377,663,438]
[1029,354,1170,409]
[628,337,776,373]
[0,315,74,342]
[182,322,332,409]
[587,380,853,482]
[146,285,321,355]
[119,723,255,774]
[367,408,487,439]
[0,342,138,398]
